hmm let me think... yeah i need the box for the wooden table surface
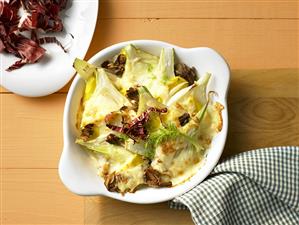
[1,1,299,224]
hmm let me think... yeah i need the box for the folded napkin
[170,146,299,225]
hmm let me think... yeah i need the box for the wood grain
[1,94,65,169]
[86,19,299,69]
[1,169,84,225]
[1,1,299,225]
[98,0,299,19]
[229,69,299,98]
[85,197,193,225]
[223,97,299,158]
[1,19,298,93]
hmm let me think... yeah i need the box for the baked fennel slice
[74,45,224,194]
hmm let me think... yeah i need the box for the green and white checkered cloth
[170,146,299,225]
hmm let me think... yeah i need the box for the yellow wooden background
[1,0,299,224]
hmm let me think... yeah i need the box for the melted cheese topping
[76,45,224,194]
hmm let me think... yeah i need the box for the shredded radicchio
[105,107,168,141]
[0,0,69,71]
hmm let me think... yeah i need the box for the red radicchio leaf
[38,36,66,52]
[6,35,46,71]
[20,0,66,32]
[6,58,28,71]
[0,0,69,71]
[15,36,45,61]
[2,32,23,56]
[0,37,4,51]
[30,29,37,41]
[20,11,63,32]
[0,0,21,52]
[105,107,168,141]
[0,1,21,28]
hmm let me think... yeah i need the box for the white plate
[0,0,98,97]
[59,40,230,204]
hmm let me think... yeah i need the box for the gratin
[74,44,223,194]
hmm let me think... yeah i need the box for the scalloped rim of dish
[59,40,230,204]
